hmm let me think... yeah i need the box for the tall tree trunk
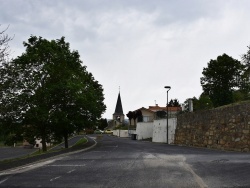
[41,134,47,152]
[41,124,47,152]
[64,133,69,148]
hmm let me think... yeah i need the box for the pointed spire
[114,92,123,114]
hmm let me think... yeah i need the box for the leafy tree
[242,45,250,67]
[200,53,245,107]
[96,118,108,130]
[126,111,133,126]
[0,36,106,151]
[0,25,13,63]
[168,99,174,107]
[183,97,197,112]
[136,110,143,122]
[183,94,213,112]
[0,25,14,141]
[167,99,180,107]
[156,110,166,118]
[241,45,250,98]
[197,93,213,110]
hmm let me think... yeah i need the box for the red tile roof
[148,105,182,112]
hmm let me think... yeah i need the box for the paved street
[0,135,250,188]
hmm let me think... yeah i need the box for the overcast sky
[1,0,250,119]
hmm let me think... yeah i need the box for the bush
[85,129,94,134]
[4,134,16,146]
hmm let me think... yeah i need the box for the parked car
[94,129,103,134]
[104,129,113,134]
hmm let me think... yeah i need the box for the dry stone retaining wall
[175,101,250,152]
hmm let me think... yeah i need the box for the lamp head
[164,86,171,90]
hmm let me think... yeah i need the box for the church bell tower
[113,91,124,123]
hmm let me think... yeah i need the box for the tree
[197,93,213,110]
[167,99,180,107]
[0,25,14,142]
[241,45,250,98]
[200,54,245,107]
[183,94,213,112]
[0,36,106,151]
[242,45,250,67]
[126,111,133,126]
[156,110,166,118]
[96,118,108,130]
[0,25,13,63]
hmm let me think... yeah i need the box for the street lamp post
[164,86,171,144]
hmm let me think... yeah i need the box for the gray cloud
[1,0,250,118]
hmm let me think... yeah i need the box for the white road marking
[181,159,208,188]
[0,159,59,176]
[0,136,97,176]
[104,145,118,148]
[47,164,86,167]
[0,178,8,184]
[50,176,61,182]
[67,169,76,173]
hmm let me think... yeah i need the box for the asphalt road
[0,135,250,188]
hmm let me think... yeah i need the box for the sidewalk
[0,135,96,172]
[0,135,85,161]
[49,135,86,151]
[0,147,38,161]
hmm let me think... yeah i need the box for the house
[127,104,182,143]
[128,107,154,126]
[128,104,181,126]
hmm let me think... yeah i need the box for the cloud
[2,0,250,119]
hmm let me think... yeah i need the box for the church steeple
[113,90,124,122]
[114,92,123,114]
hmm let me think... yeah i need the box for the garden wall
[153,118,177,143]
[175,101,250,152]
[136,122,153,140]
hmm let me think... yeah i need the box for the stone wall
[175,101,250,152]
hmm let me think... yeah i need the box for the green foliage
[183,94,213,112]
[201,53,245,107]
[4,134,16,146]
[241,45,250,97]
[242,45,250,67]
[168,99,181,107]
[0,36,106,151]
[197,94,213,110]
[126,111,133,125]
[97,118,108,130]
[156,110,166,118]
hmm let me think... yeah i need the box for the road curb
[0,135,97,175]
